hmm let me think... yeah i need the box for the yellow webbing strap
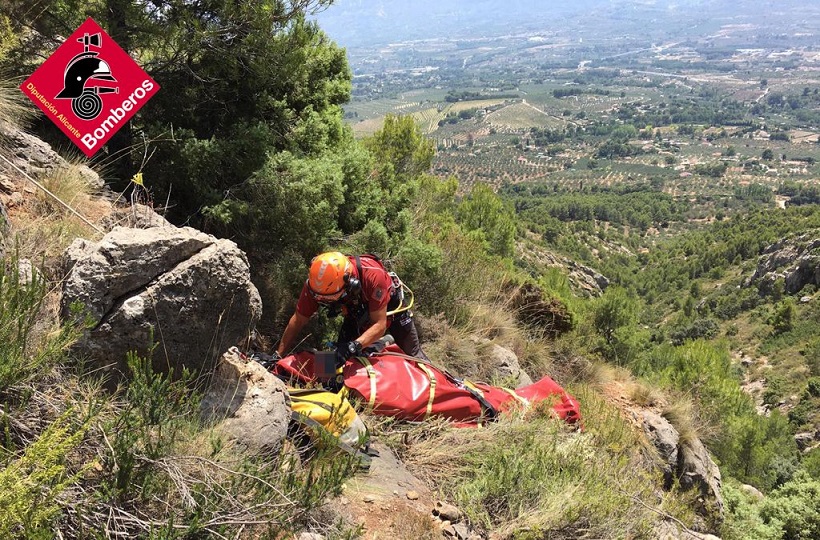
[500,387,529,407]
[415,362,437,419]
[358,356,378,408]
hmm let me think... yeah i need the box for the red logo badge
[20,18,159,157]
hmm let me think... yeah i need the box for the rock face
[0,122,103,190]
[567,259,611,296]
[200,348,290,454]
[641,411,724,528]
[516,237,610,298]
[516,235,612,298]
[747,234,820,295]
[99,203,172,231]
[642,411,679,489]
[678,437,724,523]
[60,226,262,379]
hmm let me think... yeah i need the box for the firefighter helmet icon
[55,32,118,120]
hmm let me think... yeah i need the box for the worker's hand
[336,340,363,363]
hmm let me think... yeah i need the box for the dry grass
[389,507,440,540]
[0,77,32,128]
[10,215,94,271]
[628,380,665,407]
[7,160,107,268]
[586,360,634,388]
[399,398,686,539]
[661,397,700,446]
[36,163,95,216]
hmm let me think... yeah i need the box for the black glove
[250,350,281,369]
[336,340,363,362]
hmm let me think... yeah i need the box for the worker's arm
[276,310,310,356]
[354,305,388,349]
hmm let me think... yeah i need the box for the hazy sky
[313,0,809,49]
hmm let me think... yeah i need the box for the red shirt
[296,255,393,318]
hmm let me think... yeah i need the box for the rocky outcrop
[0,122,103,191]
[641,411,723,529]
[99,203,171,231]
[60,226,262,379]
[795,430,819,452]
[747,234,820,295]
[678,437,724,524]
[470,336,532,387]
[642,411,679,489]
[567,259,611,295]
[200,348,290,454]
[516,237,610,298]
[508,281,575,337]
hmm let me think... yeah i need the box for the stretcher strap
[500,387,529,407]
[462,380,498,421]
[416,362,437,419]
[359,357,378,408]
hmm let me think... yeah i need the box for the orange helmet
[307,252,351,301]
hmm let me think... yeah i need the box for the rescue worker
[276,251,429,362]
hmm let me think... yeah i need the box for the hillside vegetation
[1,1,819,540]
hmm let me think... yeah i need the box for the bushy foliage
[507,183,685,232]
[102,351,200,498]
[72,351,361,538]
[0,413,87,538]
[0,254,78,391]
[724,472,820,540]
[458,183,516,258]
[643,341,798,490]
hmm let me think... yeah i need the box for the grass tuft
[662,397,700,446]
[0,76,31,129]
[402,385,692,539]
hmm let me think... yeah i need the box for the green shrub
[669,318,719,345]
[803,449,820,481]
[758,470,820,540]
[0,253,78,392]
[722,480,781,540]
[101,351,200,499]
[82,350,361,538]
[0,412,88,537]
[805,377,820,398]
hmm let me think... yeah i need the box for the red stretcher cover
[274,345,581,426]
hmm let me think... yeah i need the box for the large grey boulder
[201,348,290,454]
[61,226,262,379]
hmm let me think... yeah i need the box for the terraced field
[485,101,563,131]
[350,98,509,136]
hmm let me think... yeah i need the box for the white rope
[0,152,104,235]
